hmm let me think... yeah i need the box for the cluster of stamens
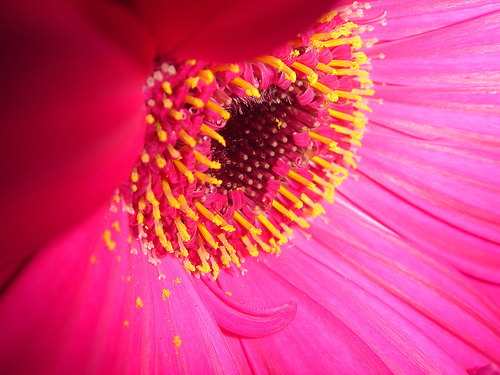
[117,7,377,279]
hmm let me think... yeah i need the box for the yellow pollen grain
[309,132,337,148]
[177,195,199,220]
[206,100,230,120]
[196,170,222,185]
[162,289,171,301]
[291,62,318,84]
[186,59,197,66]
[103,230,116,250]
[186,76,200,89]
[111,221,121,232]
[179,129,197,148]
[353,52,368,64]
[200,124,226,146]
[240,235,259,257]
[288,170,316,191]
[162,179,181,209]
[231,77,261,98]
[198,69,215,84]
[233,211,262,235]
[174,217,191,242]
[173,160,195,183]
[90,254,96,264]
[257,214,288,245]
[197,222,219,249]
[211,64,240,73]
[278,186,303,209]
[193,150,221,169]
[172,278,182,284]
[216,215,235,232]
[184,95,205,109]
[173,335,182,352]
[162,81,173,95]
[123,320,129,327]
[135,297,144,308]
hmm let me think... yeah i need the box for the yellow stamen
[198,69,215,84]
[300,193,325,216]
[162,81,172,95]
[146,114,155,124]
[217,233,236,254]
[146,187,160,207]
[218,245,231,266]
[210,258,220,280]
[211,64,240,73]
[206,100,230,120]
[311,172,334,190]
[334,90,362,101]
[233,211,262,235]
[352,88,375,96]
[155,154,167,169]
[186,76,200,89]
[197,222,219,249]
[200,124,226,146]
[257,214,288,245]
[278,186,303,209]
[177,233,189,257]
[312,156,343,174]
[251,233,272,253]
[251,56,296,82]
[288,170,316,190]
[291,62,318,84]
[162,179,181,209]
[193,149,221,169]
[324,36,362,49]
[173,160,195,183]
[309,132,337,148]
[196,238,211,273]
[174,217,191,242]
[196,171,222,185]
[334,69,369,77]
[184,95,204,109]
[179,129,197,147]
[195,201,222,226]
[231,77,261,98]
[241,235,259,257]
[272,200,298,221]
[177,195,199,220]
[315,62,337,75]
[311,82,338,102]
[331,124,364,139]
[328,60,359,69]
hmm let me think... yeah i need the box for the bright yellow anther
[197,222,219,249]
[334,90,362,101]
[325,36,362,49]
[195,201,222,225]
[152,205,161,221]
[178,129,197,148]
[198,69,215,84]
[173,160,195,183]
[231,77,261,98]
[200,124,226,146]
[138,198,147,211]
[194,150,221,169]
[162,81,173,95]
[240,235,259,257]
[184,95,204,109]
[352,88,375,96]
[217,233,235,254]
[272,200,298,221]
[317,10,337,23]
[186,76,200,89]
[131,169,139,182]
[146,188,160,207]
[163,98,173,109]
[211,64,240,73]
[196,171,222,185]
[157,128,167,142]
[230,253,241,268]
[146,114,155,124]
[309,132,337,148]
[251,233,272,253]
[137,212,144,224]
[312,156,343,175]
[353,52,368,64]
[141,152,150,163]
[288,170,316,190]
[278,186,303,209]
[335,69,369,77]
[174,217,191,242]
[177,195,199,220]
[206,101,230,120]
[177,233,189,257]
[170,110,184,121]
[155,153,167,169]
[218,245,232,266]
[315,62,337,75]
[196,239,211,273]
[291,62,318,84]
[210,258,220,280]
[300,193,326,216]
[251,56,296,82]
[257,215,288,245]
[331,124,364,139]
[328,60,359,69]
[184,260,196,272]
[162,179,181,209]
[311,82,338,102]
[233,211,261,235]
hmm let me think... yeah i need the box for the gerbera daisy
[1,0,499,374]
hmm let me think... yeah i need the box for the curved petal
[129,0,339,61]
[0,203,242,374]
[0,0,154,284]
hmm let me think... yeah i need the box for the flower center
[116,8,376,279]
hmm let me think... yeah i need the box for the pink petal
[0,0,155,284]
[129,0,340,61]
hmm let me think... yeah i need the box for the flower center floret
[118,8,376,279]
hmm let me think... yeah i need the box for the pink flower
[1,1,500,374]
